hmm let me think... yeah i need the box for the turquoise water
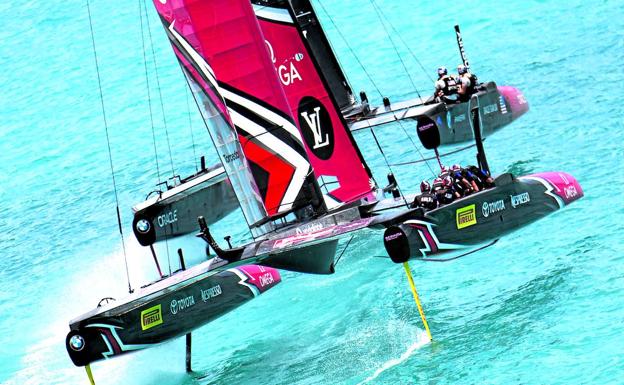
[1,0,623,384]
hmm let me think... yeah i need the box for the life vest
[441,75,459,95]
[413,192,438,211]
[435,188,455,205]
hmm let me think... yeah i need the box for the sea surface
[1,0,623,384]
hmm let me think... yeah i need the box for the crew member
[457,64,478,103]
[434,67,459,103]
[434,177,457,205]
[466,165,495,189]
[444,176,462,199]
[411,180,438,211]
[451,164,479,194]
[438,165,451,179]
[432,177,444,192]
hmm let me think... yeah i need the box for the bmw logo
[69,335,85,351]
[136,219,151,234]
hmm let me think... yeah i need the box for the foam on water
[356,330,430,385]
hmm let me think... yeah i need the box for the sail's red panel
[255,7,375,204]
[153,0,319,216]
[164,0,293,117]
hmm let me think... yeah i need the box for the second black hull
[383,171,583,262]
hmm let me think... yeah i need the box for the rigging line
[86,0,132,294]
[334,235,354,267]
[305,2,354,95]
[163,227,173,276]
[185,86,199,172]
[389,143,476,167]
[141,0,176,181]
[316,0,383,99]
[369,0,421,100]
[369,128,409,207]
[137,0,162,187]
[370,1,434,84]
[396,120,436,178]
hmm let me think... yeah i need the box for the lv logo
[300,107,329,149]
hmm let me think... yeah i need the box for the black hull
[260,238,338,274]
[132,167,238,246]
[416,82,528,148]
[383,172,583,262]
[349,82,529,148]
[66,264,281,367]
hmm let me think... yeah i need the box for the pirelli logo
[456,204,477,229]
[141,304,163,331]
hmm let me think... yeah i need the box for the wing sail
[153,0,325,219]
[155,14,271,236]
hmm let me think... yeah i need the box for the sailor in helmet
[432,176,457,205]
[457,64,479,102]
[434,66,460,104]
[411,180,438,211]
[438,164,452,180]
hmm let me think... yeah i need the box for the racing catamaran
[66,0,380,379]
[66,0,582,382]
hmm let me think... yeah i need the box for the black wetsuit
[435,187,456,205]
[412,192,438,211]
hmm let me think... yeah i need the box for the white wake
[357,330,431,385]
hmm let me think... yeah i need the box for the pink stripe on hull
[99,328,121,355]
[527,171,584,205]
[497,85,529,119]
[236,265,281,294]
[409,224,438,253]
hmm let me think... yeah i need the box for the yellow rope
[85,364,96,385]
[403,262,432,341]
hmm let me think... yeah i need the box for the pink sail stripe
[154,0,318,218]
[157,0,293,119]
